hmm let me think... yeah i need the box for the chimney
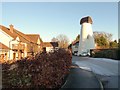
[9,24,14,33]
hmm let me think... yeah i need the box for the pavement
[72,56,119,76]
[61,56,120,89]
[72,56,119,89]
[61,64,102,89]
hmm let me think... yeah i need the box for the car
[73,51,78,56]
[80,52,90,56]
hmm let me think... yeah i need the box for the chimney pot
[9,24,14,33]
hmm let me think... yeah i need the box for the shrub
[91,49,119,60]
[2,48,72,88]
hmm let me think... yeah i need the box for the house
[0,24,42,60]
[72,40,99,55]
[0,42,10,61]
[42,42,58,52]
[26,34,43,55]
[72,40,79,55]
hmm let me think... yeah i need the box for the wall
[46,47,53,52]
[0,29,14,60]
[0,49,9,60]
[0,29,13,47]
[72,44,78,54]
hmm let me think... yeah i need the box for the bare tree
[51,37,58,42]
[93,31,113,42]
[56,34,70,49]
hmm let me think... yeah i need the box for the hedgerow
[2,48,72,89]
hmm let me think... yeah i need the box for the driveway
[72,56,119,88]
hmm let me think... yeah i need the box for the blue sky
[1,2,118,42]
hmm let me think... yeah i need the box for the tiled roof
[72,40,79,45]
[0,25,17,39]
[0,25,43,46]
[14,29,32,43]
[80,16,93,24]
[0,25,34,44]
[43,42,58,47]
[0,42,10,50]
[26,34,41,43]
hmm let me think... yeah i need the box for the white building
[0,25,23,60]
[42,42,58,53]
[78,16,95,56]
[0,42,10,60]
[0,24,42,60]
[72,41,79,55]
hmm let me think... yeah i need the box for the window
[87,35,90,39]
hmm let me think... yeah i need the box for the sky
[1,2,118,43]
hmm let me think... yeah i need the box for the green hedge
[90,49,120,60]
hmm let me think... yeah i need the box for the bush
[117,49,120,60]
[91,49,119,60]
[2,48,72,88]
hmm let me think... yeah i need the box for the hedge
[90,48,120,60]
[2,48,72,89]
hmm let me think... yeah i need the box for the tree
[109,40,118,48]
[56,34,70,49]
[103,32,112,42]
[93,31,112,42]
[93,31,112,48]
[51,37,58,42]
[75,34,80,41]
[114,40,117,43]
[99,36,109,48]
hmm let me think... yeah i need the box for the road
[72,56,119,88]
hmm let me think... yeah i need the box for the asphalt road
[61,68,101,89]
[72,56,119,89]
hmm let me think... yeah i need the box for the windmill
[78,16,95,56]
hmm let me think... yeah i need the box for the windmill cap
[80,16,93,25]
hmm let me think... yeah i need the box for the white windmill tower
[77,16,95,56]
